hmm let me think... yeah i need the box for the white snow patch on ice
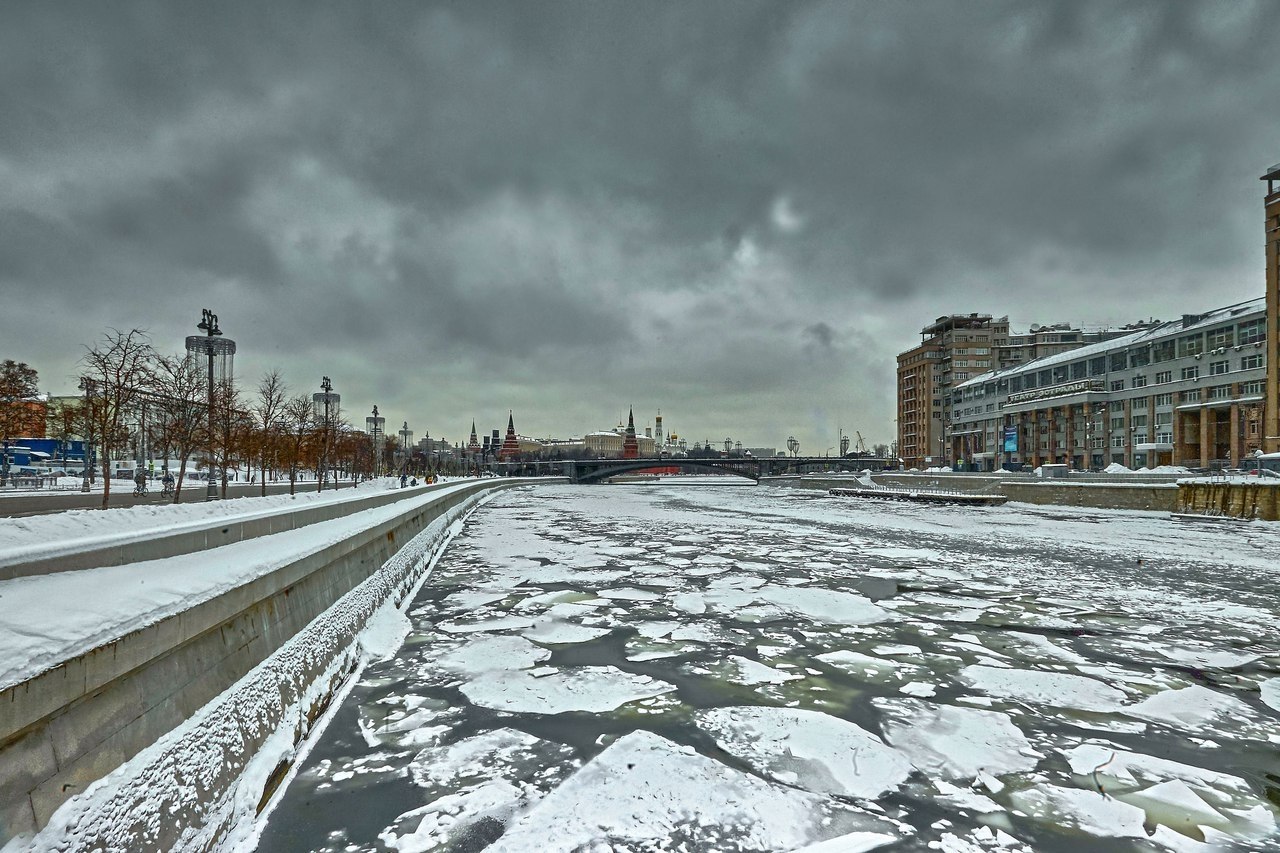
[878,701,1038,779]
[959,665,1126,711]
[698,706,912,799]
[460,666,675,714]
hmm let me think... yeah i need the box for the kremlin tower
[622,407,639,459]
[499,412,521,461]
[467,421,481,455]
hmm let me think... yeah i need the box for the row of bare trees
[78,329,377,508]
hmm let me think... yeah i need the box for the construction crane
[855,431,869,453]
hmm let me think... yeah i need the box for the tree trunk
[99,443,111,509]
[174,460,188,504]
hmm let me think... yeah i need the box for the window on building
[1208,360,1229,376]
[1181,366,1200,381]
[1241,380,1264,396]
[1110,416,1125,430]
[1132,375,1147,388]
[1111,436,1125,448]
[1131,414,1148,428]
[1241,354,1264,370]
[1154,393,1173,406]
[1128,346,1150,368]
[1109,352,1127,372]
[1177,334,1204,358]
[1155,411,1172,425]
[973,347,990,355]
[1010,376,1023,392]
[1132,398,1147,410]
[1052,365,1068,383]
[1208,326,1234,349]
[1151,340,1175,363]
[1238,318,1266,344]
[1038,370,1052,387]
[1110,379,1125,391]
[1155,370,1172,384]
[1155,432,1173,444]
[1182,389,1201,402]
[1208,385,1232,400]
[1089,356,1107,375]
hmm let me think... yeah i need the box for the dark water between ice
[255,483,1280,852]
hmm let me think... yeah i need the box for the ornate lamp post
[313,377,340,491]
[399,421,414,475]
[186,309,235,500]
[366,405,385,479]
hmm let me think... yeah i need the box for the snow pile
[1104,462,1132,473]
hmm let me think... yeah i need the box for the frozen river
[252,482,1280,852]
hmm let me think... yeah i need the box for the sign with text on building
[1002,426,1018,453]
[1005,379,1106,407]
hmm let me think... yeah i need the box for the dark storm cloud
[2,0,1277,449]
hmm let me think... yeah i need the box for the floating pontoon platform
[829,486,1008,506]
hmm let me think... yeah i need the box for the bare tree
[153,353,208,503]
[0,360,42,485]
[251,370,287,496]
[209,377,252,499]
[81,330,156,508]
[280,394,314,496]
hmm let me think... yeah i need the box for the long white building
[949,298,1267,470]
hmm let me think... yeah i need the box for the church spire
[622,406,639,459]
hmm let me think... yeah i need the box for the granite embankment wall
[0,479,543,848]
[1176,480,1280,520]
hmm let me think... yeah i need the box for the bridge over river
[3,480,1278,851]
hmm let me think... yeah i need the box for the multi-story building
[950,298,1267,470]
[896,313,1009,468]
[994,323,1149,371]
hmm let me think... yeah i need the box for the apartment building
[950,298,1267,470]
[895,314,1009,467]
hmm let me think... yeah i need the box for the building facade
[895,313,1010,468]
[950,298,1267,470]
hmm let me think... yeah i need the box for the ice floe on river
[254,484,1280,853]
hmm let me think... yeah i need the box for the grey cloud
[2,0,1278,450]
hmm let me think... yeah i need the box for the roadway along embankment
[0,477,553,849]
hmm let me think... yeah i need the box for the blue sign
[1002,426,1018,453]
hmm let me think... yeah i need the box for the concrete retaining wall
[1001,482,1177,512]
[0,479,540,847]
[1176,480,1280,520]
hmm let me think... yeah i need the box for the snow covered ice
[249,483,1280,852]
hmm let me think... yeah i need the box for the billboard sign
[1002,426,1018,453]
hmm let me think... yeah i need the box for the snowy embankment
[0,479,469,691]
[0,476,429,565]
[7,488,493,853]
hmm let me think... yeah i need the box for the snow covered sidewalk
[0,480,479,690]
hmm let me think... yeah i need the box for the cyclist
[133,469,148,496]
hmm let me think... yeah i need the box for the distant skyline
[3,1,1279,451]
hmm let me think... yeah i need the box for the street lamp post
[187,309,237,500]
[399,421,414,476]
[366,405,385,479]
[79,376,95,493]
[313,377,340,492]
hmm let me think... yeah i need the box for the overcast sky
[3,1,1278,452]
